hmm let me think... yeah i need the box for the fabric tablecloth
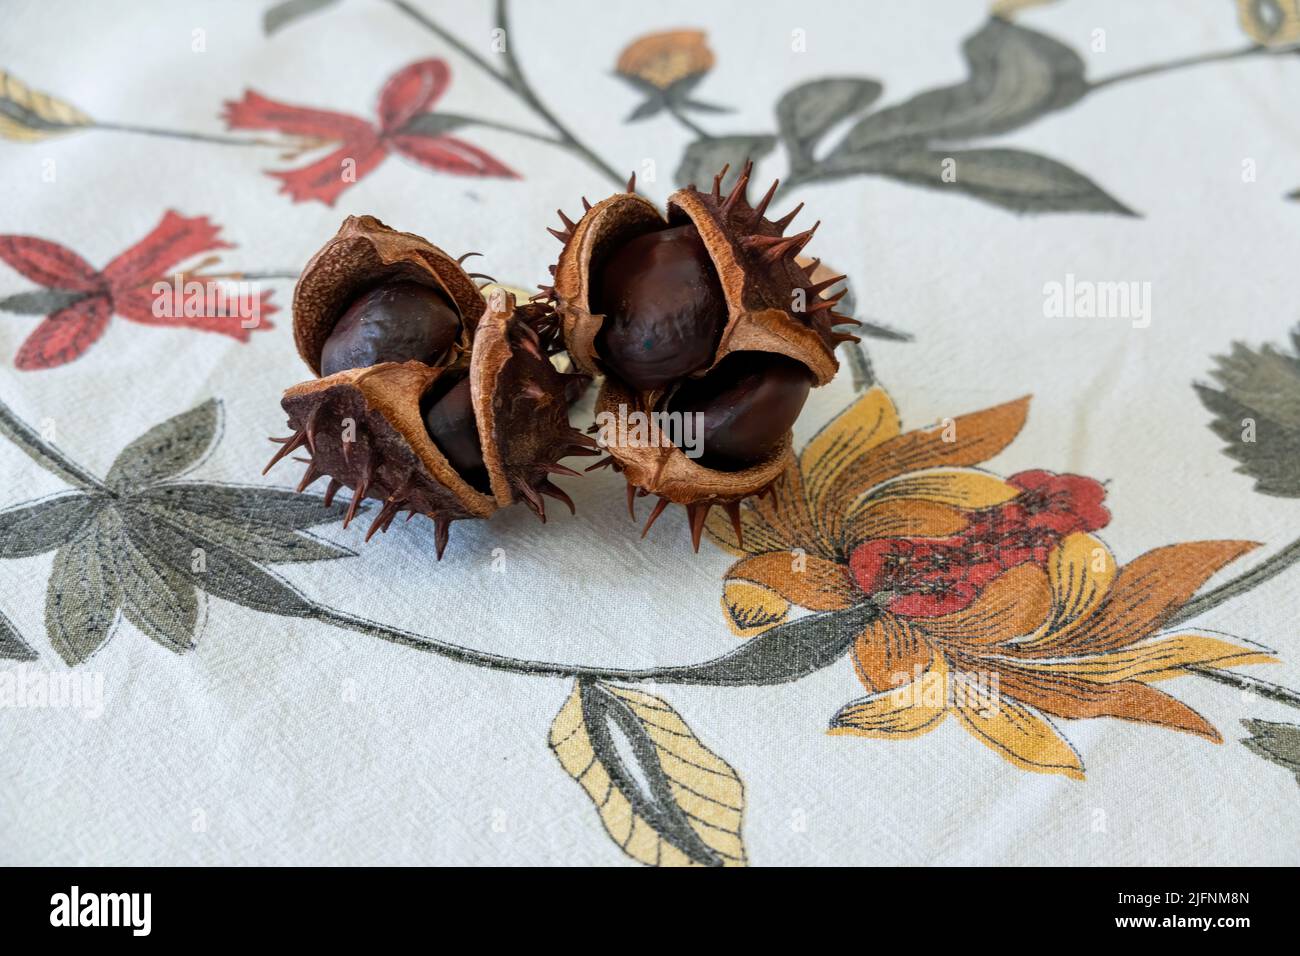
[2,0,1299,866]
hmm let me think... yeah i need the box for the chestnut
[594,223,726,392]
[321,279,461,376]
[667,352,812,470]
[422,374,488,492]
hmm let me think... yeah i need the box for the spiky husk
[471,293,599,520]
[544,163,850,549]
[545,162,855,387]
[267,295,595,557]
[292,214,487,377]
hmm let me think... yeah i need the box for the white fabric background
[1,0,1298,865]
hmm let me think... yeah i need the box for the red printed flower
[847,470,1110,618]
[222,60,518,205]
[0,212,276,371]
[709,388,1276,780]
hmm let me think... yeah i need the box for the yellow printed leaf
[549,681,746,867]
[1012,634,1278,684]
[801,385,901,516]
[953,692,1085,780]
[829,650,950,738]
[721,579,789,636]
[0,71,91,142]
[862,469,1019,510]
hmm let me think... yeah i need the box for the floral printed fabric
[1,1,1299,866]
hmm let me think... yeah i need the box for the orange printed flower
[706,387,1277,778]
[615,30,729,122]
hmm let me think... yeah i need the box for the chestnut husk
[266,221,594,558]
[541,163,858,549]
[292,215,488,377]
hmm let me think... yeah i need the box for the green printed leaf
[1196,327,1300,497]
[0,494,104,558]
[0,609,36,661]
[831,17,1087,160]
[46,510,122,665]
[141,501,353,564]
[871,148,1134,215]
[1242,719,1300,785]
[110,526,201,654]
[777,77,882,170]
[107,400,220,491]
[675,135,775,190]
[140,482,350,529]
[0,289,88,314]
[651,603,874,686]
[125,505,316,618]
[264,0,342,35]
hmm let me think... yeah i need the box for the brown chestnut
[321,280,461,375]
[422,374,488,492]
[667,351,811,470]
[594,223,726,392]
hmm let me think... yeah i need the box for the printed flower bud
[321,280,463,375]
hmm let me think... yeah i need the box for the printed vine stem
[1085,43,1266,93]
[1170,536,1300,628]
[308,603,864,685]
[666,104,712,140]
[386,0,624,189]
[1,382,1298,709]
[90,121,289,148]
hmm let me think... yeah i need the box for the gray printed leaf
[1241,719,1300,785]
[1195,328,1300,497]
[140,482,351,529]
[675,135,775,190]
[141,501,354,564]
[46,510,121,665]
[869,147,1134,215]
[777,77,882,171]
[398,113,473,138]
[0,398,104,490]
[856,319,913,342]
[626,96,667,122]
[830,17,1087,161]
[0,289,88,314]
[651,603,873,686]
[124,505,315,617]
[549,680,746,867]
[0,493,104,558]
[263,0,341,35]
[0,609,36,661]
[110,525,201,653]
[106,400,220,491]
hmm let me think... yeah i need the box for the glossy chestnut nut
[422,374,488,491]
[667,351,811,470]
[321,280,461,375]
[594,223,726,392]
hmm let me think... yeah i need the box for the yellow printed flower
[1237,0,1300,49]
[707,387,1277,778]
